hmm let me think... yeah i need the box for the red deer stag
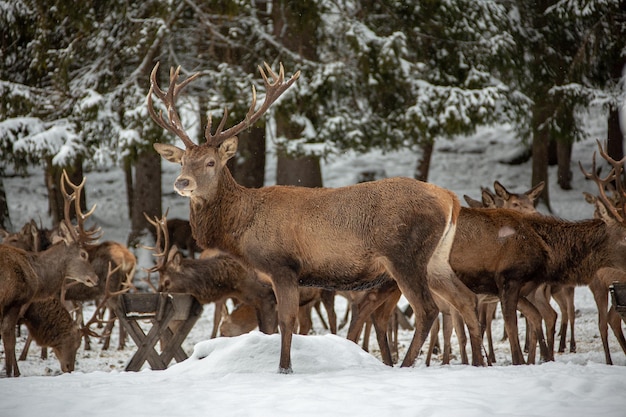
[144,213,278,335]
[148,62,485,372]
[0,222,98,377]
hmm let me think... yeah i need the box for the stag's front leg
[272,275,299,374]
[1,306,22,377]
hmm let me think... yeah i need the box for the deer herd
[1,62,626,377]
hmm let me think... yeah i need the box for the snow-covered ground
[2,111,626,416]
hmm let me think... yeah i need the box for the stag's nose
[175,178,190,190]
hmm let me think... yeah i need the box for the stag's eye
[206,160,215,167]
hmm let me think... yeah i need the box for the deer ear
[595,199,617,225]
[493,181,510,200]
[526,181,545,200]
[219,137,238,162]
[154,143,185,163]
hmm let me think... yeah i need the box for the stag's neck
[26,243,69,298]
[189,168,255,255]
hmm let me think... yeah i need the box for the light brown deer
[145,213,278,335]
[18,296,82,373]
[0,221,98,377]
[148,62,485,372]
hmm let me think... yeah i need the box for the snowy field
[2,112,626,416]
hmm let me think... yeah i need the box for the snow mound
[167,331,387,375]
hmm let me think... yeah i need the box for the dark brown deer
[145,213,278,335]
[18,297,82,373]
[0,221,98,377]
[148,62,485,372]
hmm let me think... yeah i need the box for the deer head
[148,62,300,199]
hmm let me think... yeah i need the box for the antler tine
[142,210,170,272]
[205,62,300,146]
[60,170,82,244]
[147,62,201,149]
[579,140,626,223]
[82,262,128,339]
[61,170,102,245]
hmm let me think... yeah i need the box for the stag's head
[580,140,626,269]
[148,62,300,199]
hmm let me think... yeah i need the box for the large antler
[205,62,301,146]
[147,61,300,148]
[579,139,626,223]
[60,170,102,245]
[147,64,200,149]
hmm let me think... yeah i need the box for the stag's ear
[55,222,72,245]
[154,143,185,164]
[583,192,597,205]
[219,137,238,163]
[595,199,617,225]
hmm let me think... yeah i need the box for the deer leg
[607,307,626,356]
[530,286,557,354]
[2,306,22,377]
[429,275,485,366]
[425,316,440,366]
[589,279,613,364]
[272,276,299,374]
[451,308,469,365]
[480,299,497,363]
[362,320,372,351]
[396,277,439,368]
[370,296,400,366]
[321,289,337,334]
[517,296,552,363]
[499,283,525,365]
[565,287,576,353]
[441,311,453,365]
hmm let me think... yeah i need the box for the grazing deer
[148,62,485,373]
[145,213,278,335]
[18,297,82,374]
[0,222,98,377]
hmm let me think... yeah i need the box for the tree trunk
[228,126,266,188]
[556,140,572,190]
[607,105,624,161]
[124,156,134,220]
[531,101,551,212]
[127,149,162,248]
[414,140,434,182]
[0,177,11,230]
[276,154,322,187]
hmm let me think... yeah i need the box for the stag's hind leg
[1,305,22,377]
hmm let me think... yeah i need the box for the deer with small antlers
[144,212,278,335]
[148,61,486,372]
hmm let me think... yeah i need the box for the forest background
[1,0,625,247]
